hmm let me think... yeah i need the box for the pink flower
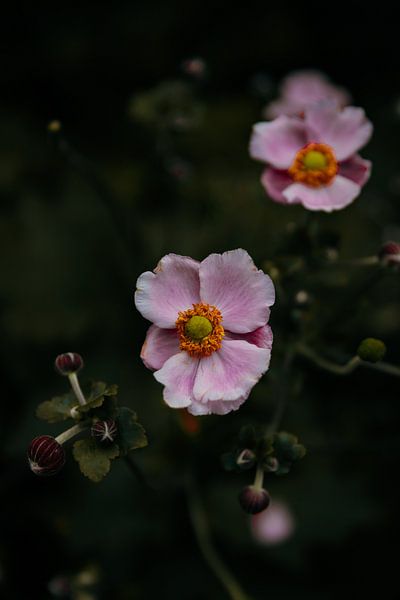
[135,249,275,416]
[265,70,351,119]
[251,500,295,546]
[250,102,372,212]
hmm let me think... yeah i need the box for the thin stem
[253,465,264,490]
[297,344,400,378]
[68,373,87,406]
[55,421,89,445]
[185,476,252,600]
[267,347,295,435]
[124,455,154,491]
[323,256,380,268]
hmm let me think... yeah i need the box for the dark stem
[267,346,295,435]
[124,455,154,490]
[185,475,252,600]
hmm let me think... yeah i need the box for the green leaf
[73,438,119,482]
[75,381,119,415]
[116,407,148,456]
[221,451,238,472]
[36,391,77,423]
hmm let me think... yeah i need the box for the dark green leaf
[116,407,148,456]
[73,438,119,482]
[36,391,77,423]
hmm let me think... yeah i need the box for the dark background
[1,2,400,598]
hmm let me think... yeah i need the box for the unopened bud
[91,419,118,444]
[55,352,83,376]
[236,449,256,470]
[238,485,271,515]
[379,241,400,268]
[357,338,386,363]
[28,435,66,476]
[181,57,206,79]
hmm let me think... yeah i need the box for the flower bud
[357,338,386,363]
[55,352,83,376]
[236,449,256,470]
[28,435,66,476]
[379,241,400,268]
[91,419,118,444]
[238,485,271,515]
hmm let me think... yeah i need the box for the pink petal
[339,154,371,186]
[249,116,307,169]
[135,254,200,328]
[225,324,273,350]
[260,168,294,204]
[265,71,351,119]
[192,338,271,408]
[305,103,373,161]
[140,325,180,371]
[200,249,275,333]
[188,397,246,416]
[154,352,199,408]
[283,175,361,212]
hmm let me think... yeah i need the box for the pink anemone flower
[135,249,275,416]
[250,102,372,212]
[251,500,295,546]
[264,70,351,119]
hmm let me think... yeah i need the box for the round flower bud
[357,338,386,363]
[379,242,400,268]
[28,435,66,476]
[236,449,256,470]
[238,485,271,515]
[91,419,118,445]
[55,352,83,376]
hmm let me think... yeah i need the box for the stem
[68,373,87,406]
[185,476,252,600]
[55,421,89,445]
[124,455,154,491]
[297,344,400,378]
[267,347,295,435]
[253,465,264,490]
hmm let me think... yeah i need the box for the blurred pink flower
[265,70,351,119]
[135,249,275,415]
[251,500,295,546]
[250,102,372,212]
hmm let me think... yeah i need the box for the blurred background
[1,1,400,598]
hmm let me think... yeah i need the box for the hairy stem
[297,344,400,377]
[185,476,252,600]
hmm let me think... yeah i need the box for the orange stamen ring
[176,303,224,358]
[288,142,338,188]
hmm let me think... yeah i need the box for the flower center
[176,303,224,358]
[288,143,338,187]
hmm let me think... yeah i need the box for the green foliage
[116,407,148,456]
[272,431,307,475]
[36,391,77,423]
[357,338,387,363]
[73,438,120,483]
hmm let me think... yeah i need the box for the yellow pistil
[176,303,224,358]
[288,142,338,187]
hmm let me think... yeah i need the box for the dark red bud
[238,485,271,515]
[379,242,400,267]
[55,352,84,376]
[28,435,66,476]
[91,419,118,444]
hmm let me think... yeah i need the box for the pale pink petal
[249,116,307,169]
[140,325,180,371]
[260,168,293,203]
[225,324,273,350]
[192,339,271,407]
[283,175,361,212]
[200,249,275,333]
[251,500,295,545]
[135,254,200,328]
[265,71,351,119]
[305,103,373,161]
[339,154,371,186]
[154,352,199,408]
[188,397,246,416]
